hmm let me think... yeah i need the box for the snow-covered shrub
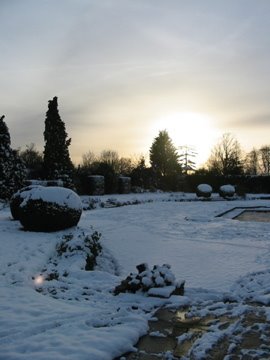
[196,184,212,198]
[18,186,82,231]
[114,263,185,297]
[56,230,102,271]
[10,185,43,220]
[85,231,102,270]
[219,184,235,199]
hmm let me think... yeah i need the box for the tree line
[1,97,270,198]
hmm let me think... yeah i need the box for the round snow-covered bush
[219,184,235,199]
[10,185,43,220]
[196,184,212,198]
[18,186,82,232]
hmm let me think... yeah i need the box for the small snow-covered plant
[84,231,102,270]
[56,230,102,271]
[219,184,235,199]
[82,197,101,210]
[56,233,74,255]
[196,184,212,199]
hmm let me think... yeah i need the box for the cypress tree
[43,97,74,186]
[0,115,26,199]
[149,130,181,190]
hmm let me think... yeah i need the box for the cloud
[2,0,270,161]
[224,114,270,129]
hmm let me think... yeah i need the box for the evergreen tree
[43,97,74,185]
[131,156,153,190]
[149,130,181,190]
[0,115,26,199]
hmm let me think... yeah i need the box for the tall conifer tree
[149,130,181,190]
[43,97,73,184]
[0,115,26,199]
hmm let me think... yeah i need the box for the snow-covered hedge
[219,184,235,199]
[16,186,82,232]
[196,184,212,198]
[118,176,131,194]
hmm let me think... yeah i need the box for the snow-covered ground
[1,192,270,359]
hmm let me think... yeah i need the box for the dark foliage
[93,162,118,194]
[118,176,131,194]
[149,130,181,190]
[0,115,26,200]
[187,174,270,195]
[18,143,43,179]
[130,157,155,191]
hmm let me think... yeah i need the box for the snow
[197,183,212,193]
[1,192,270,359]
[148,285,176,298]
[220,184,235,194]
[19,186,82,210]
[88,175,104,180]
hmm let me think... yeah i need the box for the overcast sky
[1,0,270,166]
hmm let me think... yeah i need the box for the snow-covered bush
[196,184,212,198]
[114,263,185,297]
[18,186,82,231]
[56,230,102,271]
[10,185,43,220]
[219,184,235,199]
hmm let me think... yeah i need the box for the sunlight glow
[151,111,219,167]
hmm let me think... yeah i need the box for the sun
[151,111,219,167]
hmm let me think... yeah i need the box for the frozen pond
[236,210,270,222]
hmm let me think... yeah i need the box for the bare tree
[207,133,243,175]
[99,150,120,173]
[118,157,134,175]
[244,148,259,175]
[81,150,96,169]
[259,145,270,175]
[18,143,43,170]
